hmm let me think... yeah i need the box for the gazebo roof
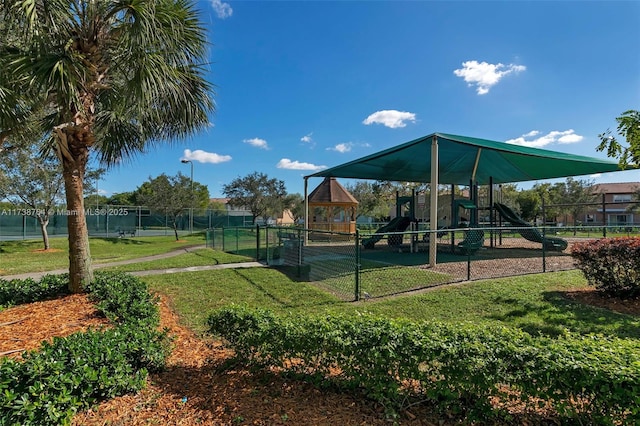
[308,177,358,206]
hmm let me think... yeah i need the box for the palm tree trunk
[62,156,93,293]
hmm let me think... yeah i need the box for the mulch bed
[1,288,638,425]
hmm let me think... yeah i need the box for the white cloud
[557,133,583,144]
[243,137,269,149]
[328,143,352,153]
[363,110,416,128]
[182,149,232,164]
[506,130,584,148]
[210,0,233,19]
[276,158,326,171]
[453,60,526,95]
[301,133,313,143]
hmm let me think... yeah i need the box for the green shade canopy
[306,132,625,185]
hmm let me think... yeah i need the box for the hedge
[208,306,640,424]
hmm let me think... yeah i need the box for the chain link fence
[206,224,639,302]
[0,206,256,240]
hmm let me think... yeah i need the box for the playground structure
[361,190,486,254]
[359,186,572,255]
[493,202,568,251]
[361,191,415,249]
[362,216,412,249]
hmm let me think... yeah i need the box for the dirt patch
[30,248,63,253]
[0,294,110,359]
[562,287,640,316]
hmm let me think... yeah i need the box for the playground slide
[493,203,568,251]
[362,216,412,249]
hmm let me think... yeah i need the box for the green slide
[494,203,568,251]
[362,216,412,249]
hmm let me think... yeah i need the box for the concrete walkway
[1,245,265,281]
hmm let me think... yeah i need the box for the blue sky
[98,0,640,199]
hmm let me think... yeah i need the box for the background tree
[222,172,287,225]
[516,189,541,222]
[107,191,139,206]
[136,173,209,241]
[597,109,640,169]
[345,181,391,220]
[283,193,304,224]
[555,177,597,231]
[0,142,64,249]
[529,183,563,224]
[1,1,214,292]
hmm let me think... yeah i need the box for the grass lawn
[99,249,253,273]
[0,235,207,275]
[143,268,640,339]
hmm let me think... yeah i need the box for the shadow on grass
[231,268,346,310]
[0,240,47,253]
[95,237,153,245]
[489,294,640,339]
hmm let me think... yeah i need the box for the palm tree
[0,0,214,292]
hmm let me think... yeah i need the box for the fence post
[256,224,261,261]
[602,193,607,238]
[542,198,547,272]
[355,229,361,301]
[266,226,271,264]
[466,228,471,281]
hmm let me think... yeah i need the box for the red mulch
[1,288,638,425]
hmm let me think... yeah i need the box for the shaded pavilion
[307,177,358,234]
[304,132,629,265]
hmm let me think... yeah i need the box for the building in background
[586,182,640,226]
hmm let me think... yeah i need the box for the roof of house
[591,182,640,194]
[209,197,230,203]
[307,177,358,205]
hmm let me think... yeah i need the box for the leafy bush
[0,273,170,425]
[571,237,640,297]
[0,274,69,307]
[208,306,640,424]
[85,271,160,326]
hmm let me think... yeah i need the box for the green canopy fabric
[306,132,624,185]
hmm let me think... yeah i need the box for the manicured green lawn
[143,268,640,339]
[4,236,638,342]
[99,249,253,273]
[0,235,207,275]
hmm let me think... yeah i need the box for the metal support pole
[429,136,438,267]
[602,193,607,237]
[355,229,361,301]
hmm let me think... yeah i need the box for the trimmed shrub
[0,272,170,425]
[571,237,640,297]
[0,274,69,307]
[208,306,640,424]
[85,271,160,326]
